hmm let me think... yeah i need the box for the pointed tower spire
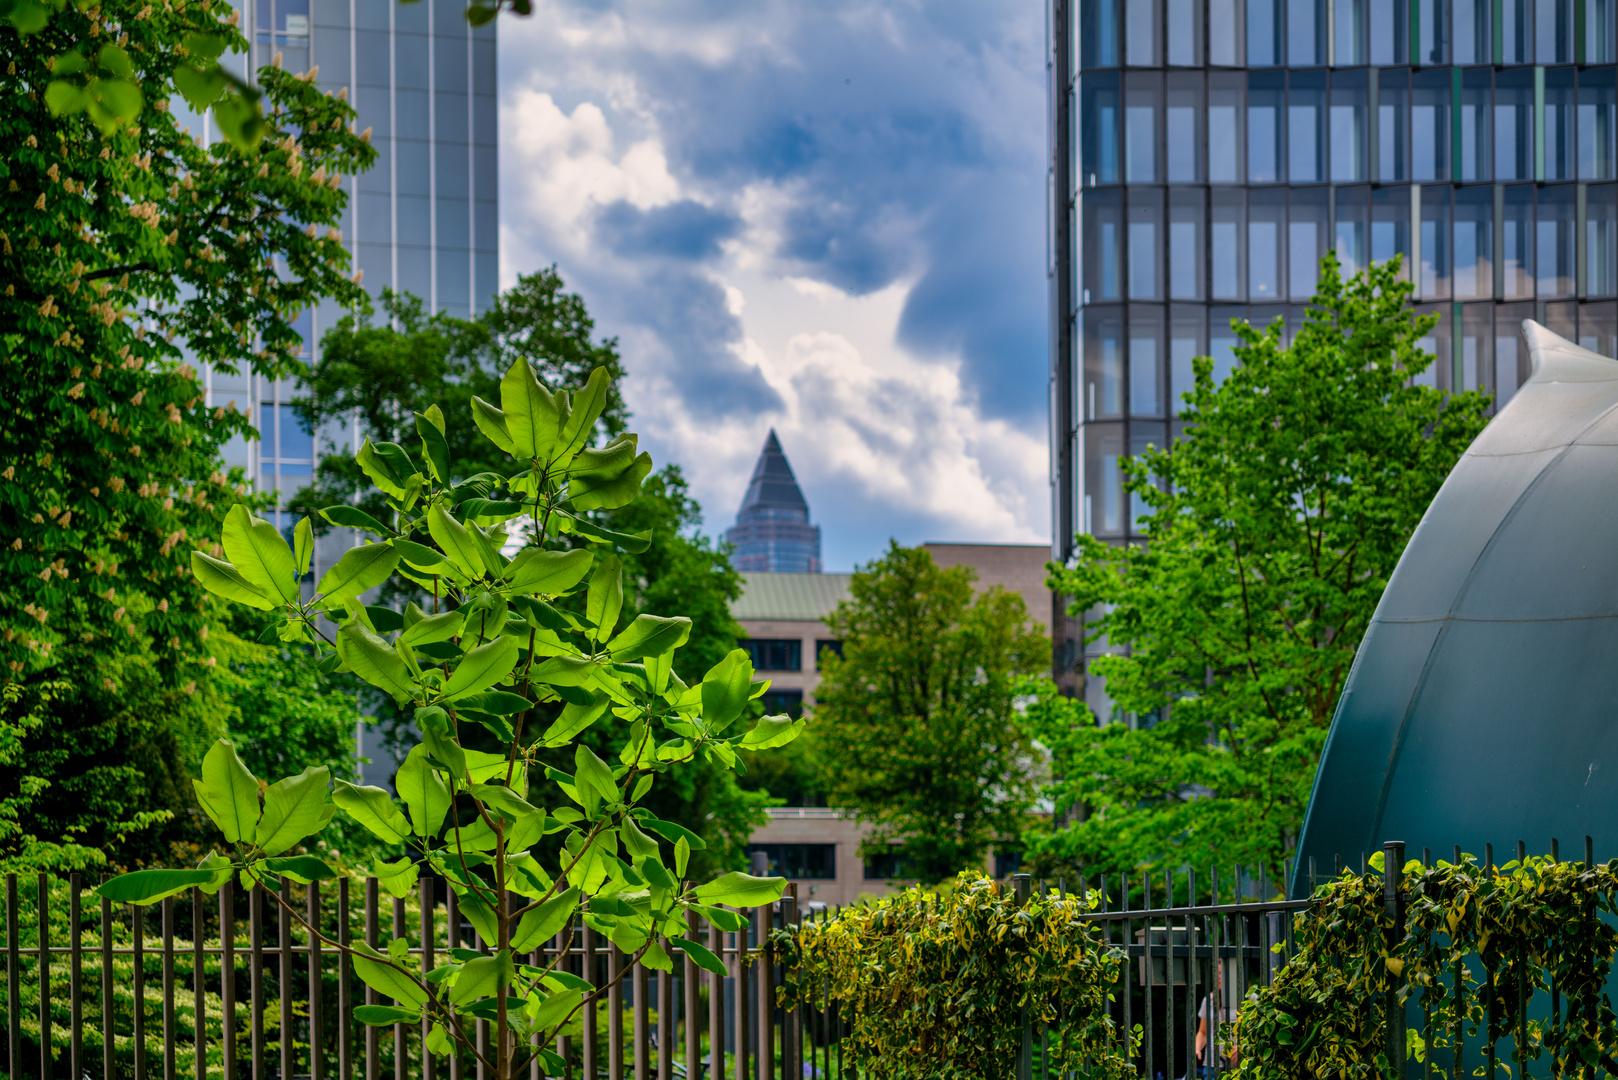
[726,430,822,573]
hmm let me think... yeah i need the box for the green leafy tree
[1032,256,1491,885]
[813,543,1048,885]
[101,358,805,1080]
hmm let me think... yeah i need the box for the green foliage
[813,543,1048,884]
[1036,256,1492,885]
[1,0,373,684]
[102,357,804,1080]
[289,281,760,876]
[1235,853,1618,1080]
[787,872,1134,1080]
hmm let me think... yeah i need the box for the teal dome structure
[1293,322,1618,895]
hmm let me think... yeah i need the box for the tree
[102,358,805,1080]
[1032,256,1491,886]
[813,543,1049,885]
[0,0,372,866]
[291,279,760,875]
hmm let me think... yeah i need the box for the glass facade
[1050,0,1618,710]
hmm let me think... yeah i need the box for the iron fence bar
[781,891,799,1080]
[732,909,747,1080]
[364,879,378,1080]
[339,878,353,1080]
[71,875,82,1080]
[633,942,648,1080]
[582,923,597,1080]
[281,881,294,1080]
[102,879,114,1080]
[393,894,406,1080]
[609,941,624,1080]
[7,876,18,1080]
[224,884,237,1080]
[163,895,176,1080]
[251,886,264,1080]
[135,902,147,1080]
[312,881,325,1080]
[419,879,433,1080]
[684,908,700,1080]
[706,912,721,1080]
[39,875,51,1080]
[444,888,457,1080]
[194,890,206,1080]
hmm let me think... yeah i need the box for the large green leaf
[337,621,417,704]
[190,551,275,610]
[400,609,465,646]
[393,539,458,575]
[570,448,653,512]
[396,744,451,838]
[354,1005,422,1026]
[416,410,451,482]
[374,856,420,899]
[321,504,393,535]
[450,949,515,1006]
[538,694,609,747]
[510,888,580,951]
[499,359,562,460]
[261,855,339,883]
[192,740,261,845]
[316,542,399,603]
[670,936,728,976]
[427,504,485,580]
[293,517,314,577]
[586,556,623,643]
[573,744,619,810]
[565,516,653,553]
[356,439,409,499]
[530,988,583,1035]
[415,706,467,778]
[470,395,515,455]
[557,366,611,456]
[351,942,428,1008]
[700,649,755,730]
[502,548,593,597]
[606,615,691,662]
[255,766,333,855]
[97,868,218,905]
[691,872,786,907]
[222,504,299,603]
[443,636,521,701]
[332,781,411,844]
[739,715,804,751]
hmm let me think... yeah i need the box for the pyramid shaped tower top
[727,430,821,572]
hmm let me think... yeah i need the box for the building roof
[730,572,853,622]
[736,430,810,519]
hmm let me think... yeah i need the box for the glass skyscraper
[726,431,823,574]
[195,0,498,552]
[1049,0,1617,705]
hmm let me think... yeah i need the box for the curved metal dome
[1293,321,1618,894]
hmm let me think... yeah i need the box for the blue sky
[497,0,1049,572]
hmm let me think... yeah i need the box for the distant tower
[726,430,822,573]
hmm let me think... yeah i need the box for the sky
[496,0,1051,572]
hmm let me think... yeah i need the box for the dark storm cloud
[594,199,741,260]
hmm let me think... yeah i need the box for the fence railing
[0,871,810,1080]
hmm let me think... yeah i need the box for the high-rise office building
[1049,0,1618,710]
[727,431,823,573]
[196,0,498,543]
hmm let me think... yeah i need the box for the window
[1495,302,1534,396]
[1248,0,1282,64]
[742,639,802,671]
[1335,0,1366,62]
[1288,71,1325,183]
[1335,185,1370,277]
[1411,69,1451,182]
[1369,0,1408,63]
[1536,184,1575,296]
[864,847,912,881]
[761,689,805,718]
[1125,74,1161,182]
[1459,69,1492,181]
[1082,0,1120,68]
[1579,69,1616,181]
[1128,190,1163,299]
[1249,73,1285,182]
[815,639,843,665]
[748,844,835,880]
[1288,0,1325,64]
[1544,67,1576,181]
[1211,190,1247,298]
[1166,73,1203,183]
[1086,424,1127,535]
[1412,304,1450,388]
[994,849,1025,878]
[1167,0,1203,63]
[1208,74,1246,182]
[1379,69,1411,183]
[1211,0,1245,63]
[1083,190,1125,303]
[1081,74,1121,185]
[1419,0,1450,61]
[1170,306,1206,410]
[1371,185,1412,274]
[1419,185,1452,300]
[1329,70,1367,183]
[1289,188,1327,299]
[1249,189,1286,299]
[1453,185,1494,298]
[1169,189,1205,299]
[1129,310,1164,416]
[1537,0,1573,61]
[1084,307,1126,418]
[1589,0,1617,61]
[1453,0,1490,61]
[1459,304,1493,394]
[1126,0,1160,65]
[1501,0,1531,61]
[1501,185,1535,298]
[1488,67,1527,179]
[1588,184,1618,296]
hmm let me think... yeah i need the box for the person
[1194,962,1240,1074]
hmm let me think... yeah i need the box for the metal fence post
[1014,873,1032,1080]
[1384,840,1406,1080]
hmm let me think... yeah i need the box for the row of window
[745,844,929,881]
[1075,67,1618,187]
[740,638,844,672]
[1076,0,1616,70]
[1071,298,1618,533]
[1079,182,1618,305]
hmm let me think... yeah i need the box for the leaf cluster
[788,872,1135,1080]
[1235,853,1618,1079]
[1038,255,1492,885]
